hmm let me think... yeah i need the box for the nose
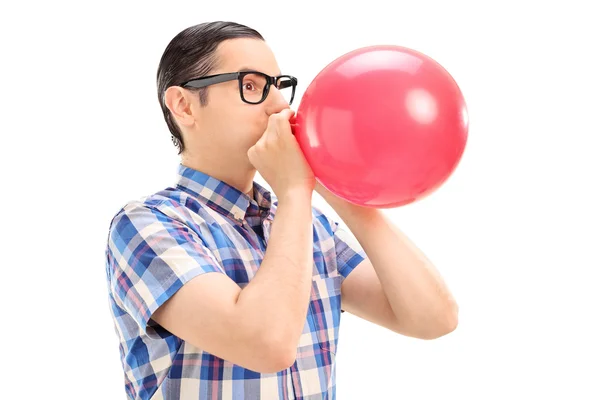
[264,86,291,115]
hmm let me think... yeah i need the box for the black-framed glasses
[180,70,298,105]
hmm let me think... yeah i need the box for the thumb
[280,108,295,121]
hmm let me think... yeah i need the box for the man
[105,21,458,400]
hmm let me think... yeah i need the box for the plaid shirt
[105,164,366,400]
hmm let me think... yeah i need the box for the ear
[164,86,196,128]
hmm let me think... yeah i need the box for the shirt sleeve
[312,206,367,280]
[106,202,224,334]
[331,219,367,280]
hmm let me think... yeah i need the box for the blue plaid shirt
[105,164,366,399]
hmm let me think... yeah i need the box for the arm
[131,109,316,373]
[317,184,458,340]
[152,189,314,373]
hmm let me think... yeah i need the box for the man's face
[190,38,291,166]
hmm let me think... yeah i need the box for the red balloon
[292,45,469,208]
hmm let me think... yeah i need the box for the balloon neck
[290,116,298,135]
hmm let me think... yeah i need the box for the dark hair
[156,21,264,154]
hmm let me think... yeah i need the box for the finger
[266,112,283,139]
[280,108,295,120]
[275,111,295,138]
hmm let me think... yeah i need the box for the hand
[248,109,315,198]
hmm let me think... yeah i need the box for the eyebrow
[236,66,282,76]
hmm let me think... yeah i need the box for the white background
[1,0,599,399]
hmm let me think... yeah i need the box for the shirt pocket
[308,275,343,354]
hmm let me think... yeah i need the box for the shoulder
[108,188,176,225]
[106,186,208,240]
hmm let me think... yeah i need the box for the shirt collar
[175,164,275,225]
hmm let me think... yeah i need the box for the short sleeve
[106,203,224,333]
[331,220,367,280]
[312,205,367,281]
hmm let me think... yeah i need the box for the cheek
[241,107,269,134]
[253,109,270,131]
[210,100,270,145]
[216,109,266,150]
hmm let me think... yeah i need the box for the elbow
[236,315,299,374]
[431,313,458,339]
[267,333,298,372]
[398,303,459,340]
[269,346,297,373]
[446,301,459,333]
[255,335,298,374]
[424,303,459,340]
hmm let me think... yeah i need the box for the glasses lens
[241,73,268,104]
[276,77,295,104]
[241,74,296,104]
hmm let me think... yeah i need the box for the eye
[241,73,266,93]
[243,81,257,91]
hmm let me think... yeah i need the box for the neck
[181,152,256,197]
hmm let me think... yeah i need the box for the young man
[105,21,458,400]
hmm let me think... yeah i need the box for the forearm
[337,205,458,337]
[235,189,314,351]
